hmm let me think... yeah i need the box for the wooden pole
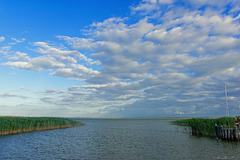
[234,126,238,141]
[220,125,223,139]
[215,124,218,140]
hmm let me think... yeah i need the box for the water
[0,119,240,160]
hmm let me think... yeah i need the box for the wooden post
[220,125,223,139]
[225,129,227,140]
[234,127,237,141]
[235,126,238,141]
[226,129,228,140]
[228,129,230,140]
[215,124,218,140]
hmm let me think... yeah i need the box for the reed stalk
[173,117,235,137]
[0,117,84,136]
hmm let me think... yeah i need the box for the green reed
[173,117,235,137]
[0,117,84,135]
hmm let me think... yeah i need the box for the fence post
[215,124,218,140]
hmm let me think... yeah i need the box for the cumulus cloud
[33,41,95,63]
[51,64,99,79]
[131,0,165,14]
[9,52,30,61]
[3,56,65,71]
[2,0,240,117]
[2,41,99,80]
[55,0,240,117]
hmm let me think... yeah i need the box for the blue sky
[0,0,240,117]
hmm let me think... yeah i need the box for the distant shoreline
[71,117,190,120]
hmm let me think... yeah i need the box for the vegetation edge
[173,117,235,137]
[0,117,84,136]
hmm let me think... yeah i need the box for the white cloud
[0,46,11,54]
[51,64,99,79]
[11,37,26,43]
[30,56,65,70]
[2,0,240,117]
[33,41,97,64]
[51,68,83,78]
[2,61,31,70]
[0,93,28,99]
[0,36,5,42]
[3,56,65,71]
[39,89,66,95]
[158,0,173,4]
[54,1,239,117]
[58,36,94,50]
[175,111,184,115]
[33,42,77,56]
[90,17,127,31]
[90,18,154,43]
[131,0,160,13]
[9,52,30,61]
[190,52,240,77]
[2,41,101,81]
[204,37,240,52]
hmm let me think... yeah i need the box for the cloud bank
[1,0,240,117]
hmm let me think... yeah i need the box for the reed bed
[0,117,84,136]
[173,117,235,137]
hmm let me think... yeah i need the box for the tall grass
[173,117,235,137]
[0,117,84,136]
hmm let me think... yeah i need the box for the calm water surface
[0,119,239,160]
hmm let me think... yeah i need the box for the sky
[0,0,240,118]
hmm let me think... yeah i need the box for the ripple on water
[0,119,240,160]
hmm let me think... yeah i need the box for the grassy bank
[0,117,84,136]
[173,117,235,137]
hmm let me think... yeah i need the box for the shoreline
[0,117,84,136]
[0,125,83,136]
[70,117,189,120]
[173,117,235,138]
